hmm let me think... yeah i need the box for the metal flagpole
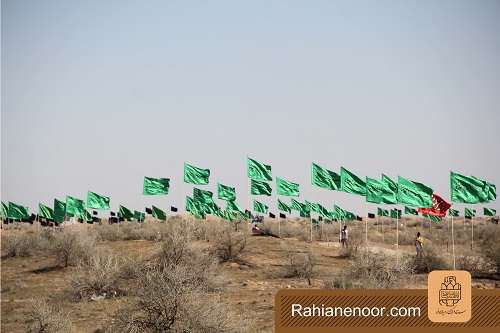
[365,214,368,247]
[381,215,384,243]
[310,216,313,243]
[396,213,399,251]
[471,216,474,250]
[451,215,456,270]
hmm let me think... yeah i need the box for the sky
[2,0,499,217]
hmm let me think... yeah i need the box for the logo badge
[428,271,471,322]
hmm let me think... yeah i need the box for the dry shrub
[478,224,500,273]
[456,255,483,275]
[25,298,72,333]
[283,249,316,286]
[70,251,124,300]
[212,227,246,262]
[1,233,33,257]
[412,246,449,273]
[53,230,96,267]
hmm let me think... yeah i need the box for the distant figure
[340,225,348,248]
[415,232,424,257]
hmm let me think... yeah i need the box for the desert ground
[1,215,499,332]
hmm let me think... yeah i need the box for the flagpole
[451,215,456,270]
[365,214,368,247]
[396,212,399,252]
[310,215,313,243]
[471,216,474,250]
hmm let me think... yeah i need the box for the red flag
[418,194,451,217]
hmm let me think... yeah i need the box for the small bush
[456,255,483,275]
[53,230,96,267]
[478,224,500,273]
[2,234,33,257]
[284,250,316,286]
[213,228,246,262]
[25,298,72,333]
[70,252,123,300]
[412,246,449,273]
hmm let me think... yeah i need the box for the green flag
[390,209,402,219]
[251,179,272,196]
[448,208,459,217]
[87,191,110,210]
[217,183,236,201]
[277,199,292,213]
[340,167,366,196]
[247,157,272,181]
[66,196,86,218]
[276,177,300,197]
[381,174,398,204]
[54,199,66,223]
[487,183,496,202]
[397,176,433,207]
[366,177,385,203]
[227,200,244,214]
[404,206,418,216]
[291,199,310,217]
[186,196,205,219]
[7,202,29,220]
[1,201,8,219]
[377,207,389,217]
[345,211,356,221]
[484,208,496,216]
[184,163,210,185]
[424,214,442,222]
[316,203,331,218]
[85,210,94,223]
[134,210,145,222]
[311,163,340,190]
[152,205,167,221]
[450,172,489,204]
[193,188,214,206]
[305,201,319,214]
[38,203,54,220]
[253,200,268,214]
[464,208,476,218]
[334,205,347,220]
[118,205,134,220]
[143,177,170,195]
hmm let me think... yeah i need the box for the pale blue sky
[2,0,499,216]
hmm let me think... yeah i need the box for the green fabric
[247,157,272,181]
[487,183,496,202]
[250,179,272,196]
[253,200,268,214]
[184,163,210,185]
[152,205,167,221]
[448,208,459,217]
[227,200,245,214]
[397,176,433,207]
[316,203,331,218]
[381,174,398,204]
[118,205,134,220]
[217,183,236,201]
[54,199,66,223]
[305,201,319,214]
[276,177,300,196]
[484,208,496,216]
[134,210,145,222]
[340,167,366,196]
[404,206,418,215]
[38,203,54,220]
[450,172,488,204]
[7,201,30,220]
[87,191,110,210]
[291,199,310,217]
[311,163,340,190]
[143,177,170,195]
[366,177,385,204]
[84,210,93,223]
[390,209,402,219]
[377,207,389,217]
[193,188,215,211]
[186,196,205,219]
[1,201,8,219]
[345,211,356,221]
[66,196,86,218]
[464,208,476,218]
[334,205,347,220]
[277,199,292,213]
[424,214,442,222]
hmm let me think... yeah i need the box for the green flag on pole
[397,176,433,207]
[247,157,272,181]
[334,205,347,220]
[152,205,167,221]
[366,177,385,203]
[143,177,170,195]
[464,208,476,218]
[277,199,292,213]
[311,163,340,190]
[340,167,366,196]
[226,200,244,214]
[251,179,272,196]
[291,199,310,217]
[8,202,29,220]
[484,208,496,216]
[1,202,8,219]
[345,211,356,221]
[448,208,459,217]
[381,174,398,204]
[377,207,389,217]
[54,199,66,223]
[193,188,214,206]
[66,196,86,218]
[38,203,54,220]
[134,210,145,222]
[390,209,402,219]
[487,183,496,202]
[404,206,418,216]
[118,205,134,220]
[424,214,442,222]
[87,191,110,210]
[184,163,210,185]
[305,201,319,214]
[450,172,488,204]
[276,177,300,196]
[186,196,205,219]
[217,183,236,201]
[253,200,268,214]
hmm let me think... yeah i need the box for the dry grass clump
[1,233,34,257]
[25,298,72,333]
[478,224,500,273]
[283,246,316,286]
[411,246,450,273]
[212,227,247,262]
[53,229,96,267]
